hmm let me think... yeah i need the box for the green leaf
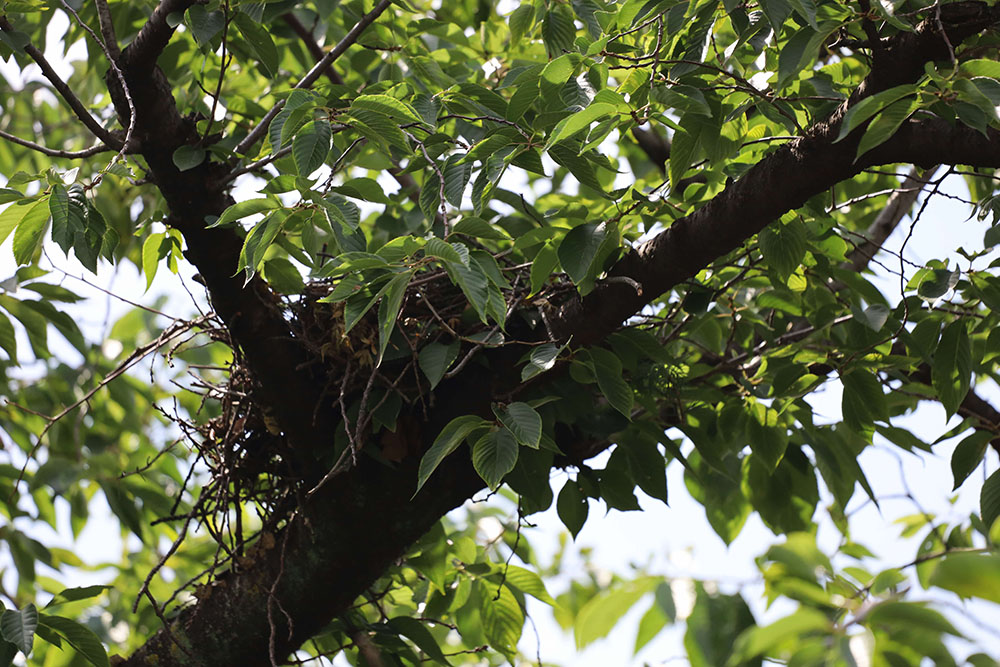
[44,586,111,609]
[866,600,961,636]
[37,614,108,667]
[0,311,17,361]
[855,96,919,159]
[541,6,576,56]
[0,199,34,246]
[931,552,1000,603]
[493,402,542,449]
[292,119,332,176]
[529,241,559,295]
[557,477,588,538]
[547,103,617,149]
[590,347,633,419]
[509,4,535,46]
[211,198,281,227]
[478,581,523,658]
[268,105,312,151]
[917,267,960,300]
[981,468,1000,532]
[841,368,886,431]
[759,0,793,30]
[376,270,413,366]
[521,342,563,381]
[234,13,278,77]
[668,126,698,192]
[0,639,16,667]
[791,0,818,28]
[856,303,890,331]
[951,430,993,491]
[502,565,558,606]
[425,237,465,265]
[350,94,424,125]
[548,144,606,194]
[418,341,460,390]
[238,211,288,277]
[684,586,757,667]
[932,320,972,418]
[11,197,50,265]
[415,416,489,495]
[171,145,206,172]
[634,585,674,654]
[731,608,830,661]
[575,577,658,649]
[450,217,511,241]
[442,156,472,208]
[261,257,305,294]
[836,85,917,141]
[506,76,539,122]
[141,233,167,291]
[386,616,452,666]
[758,219,806,279]
[0,604,36,655]
[471,427,519,490]
[447,258,491,323]
[557,223,605,284]
[185,6,225,45]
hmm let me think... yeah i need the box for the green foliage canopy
[1,0,1000,665]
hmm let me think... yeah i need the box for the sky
[1,8,999,667]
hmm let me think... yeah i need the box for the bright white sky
[1,9,999,667]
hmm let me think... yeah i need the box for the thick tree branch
[101,0,332,456]
[94,0,121,61]
[0,16,121,148]
[119,0,198,74]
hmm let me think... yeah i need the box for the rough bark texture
[64,1,1000,663]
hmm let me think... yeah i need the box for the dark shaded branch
[101,0,331,453]
[119,0,199,74]
[95,0,121,60]
[958,389,1000,455]
[631,127,670,171]
[0,16,121,148]
[909,366,1000,454]
[0,129,112,158]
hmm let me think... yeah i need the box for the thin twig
[223,146,294,183]
[8,317,210,499]
[58,0,137,178]
[0,129,112,158]
[202,3,232,143]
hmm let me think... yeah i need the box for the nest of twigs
[159,263,574,595]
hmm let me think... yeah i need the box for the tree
[2,0,1000,664]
